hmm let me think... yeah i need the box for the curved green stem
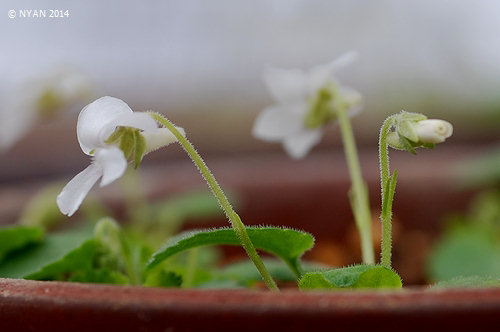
[378,115,397,268]
[149,112,279,291]
[337,108,374,265]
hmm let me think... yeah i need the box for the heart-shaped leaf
[147,227,314,278]
[299,264,402,290]
[0,225,92,279]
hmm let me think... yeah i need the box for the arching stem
[149,112,279,291]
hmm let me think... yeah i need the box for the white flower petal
[252,106,304,141]
[324,51,359,72]
[306,52,358,93]
[415,119,453,144]
[56,163,103,216]
[77,96,134,155]
[283,129,322,159]
[143,127,182,154]
[263,67,308,104]
[94,146,128,186]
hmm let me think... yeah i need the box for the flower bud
[414,119,453,144]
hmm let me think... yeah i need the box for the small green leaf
[381,171,397,221]
[25,239,96,280]
[0,226,44,262]
[147,227,314,278]
[431,276,500,289]
[0,225,93,279]
[398,134,417,155]
[427,226,500,281]
[299,264,402,290]
[398,120,418,143]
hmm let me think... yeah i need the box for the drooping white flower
[252,52,362,159]
[57,96,181,217]
[0,66,93,152]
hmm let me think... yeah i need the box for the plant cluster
[1,54,497,290]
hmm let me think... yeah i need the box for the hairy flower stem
[378,116,397,268]
[337,107,375,265]
[149,112,279,291]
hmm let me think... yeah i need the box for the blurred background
[2,0,500,178]
[1,0,500,285]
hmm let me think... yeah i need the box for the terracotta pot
[0,146,498,330]
[0,278,499,331]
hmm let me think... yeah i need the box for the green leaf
[381,171,397,221]
[299,264,402,290]
[0,226,44,262]
[427,226,500,281]
[431,275,500,289]
[147,227,314,278]
[398,133,417,155]
[25,239,96,280]
[398,120,418,143]
[0,225,93,279]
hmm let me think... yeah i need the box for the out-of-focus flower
[252,52,362,159]
[57,96,182,217]
[0,66,93,151]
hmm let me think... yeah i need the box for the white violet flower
[252,51,362,159]
[0,66,93,152]
[57,96,182,216]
